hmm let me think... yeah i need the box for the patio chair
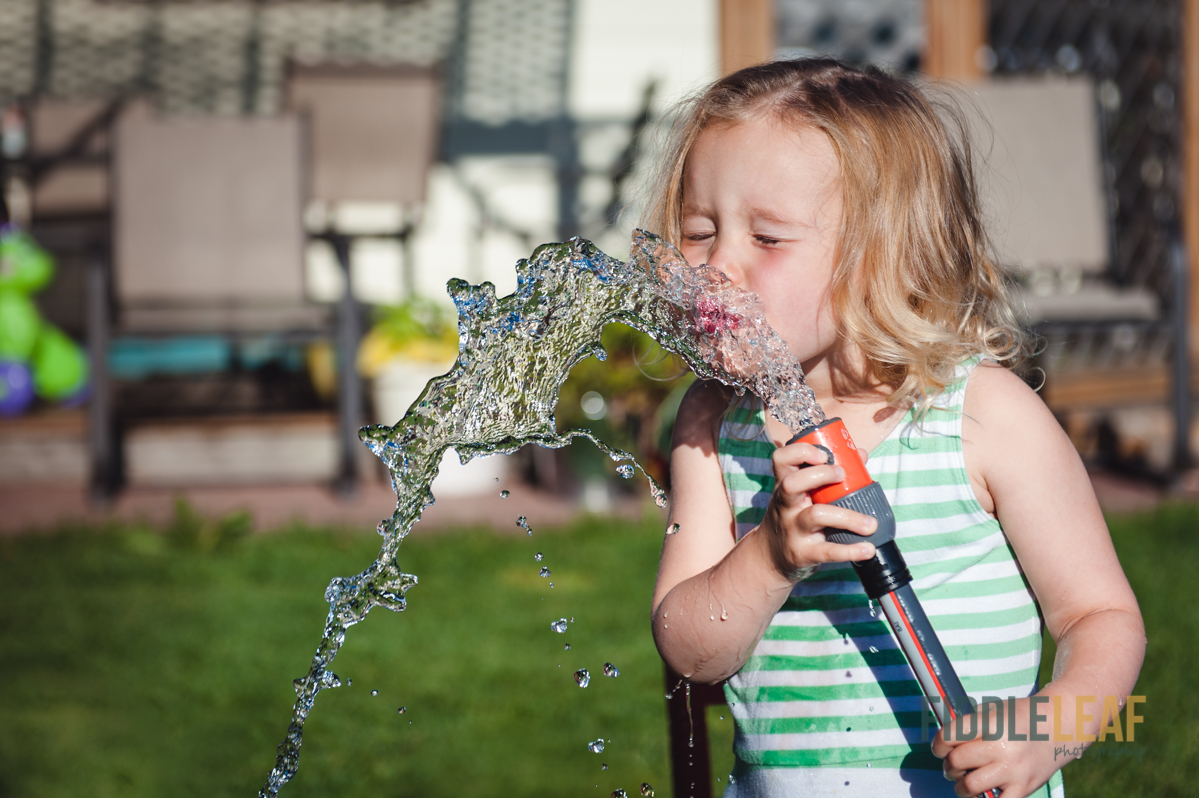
[89,100,348,493]
[961,75,1190,468]
[287,63,441,295]
[960,77,1168,394]
[286,63,442,473]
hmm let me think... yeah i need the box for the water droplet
[616,464,634,478]
[570,617,574,622]
[549,582,554,588]
[845,670,852,678]
[551,618,568,633]
[564,643,571,650]
[370,689,378,697]
[539,566,551,578]
[500,489,510,498]
[494,477,500,482]
[603,662,620,678]
[535,552,543,561]
[346,678,353,687]
[844,781,850,786]
[397,706,406,714]
[728,775,736,785]
[720,607,728,620]
[666,523,680,535]
[639,783,654,797]
[867,763,872,768]
[869,646,879,653]
[612,790,627,798]
[601,763,608,771]
[720,714,725,720]
[575,668,591,687]
[588,738,605,753]
[869,706,874,712]
[710,615,715,620]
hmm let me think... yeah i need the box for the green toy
[0,225,89,412]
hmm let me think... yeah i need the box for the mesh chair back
[113,101,309,332]
[287,64,441,206]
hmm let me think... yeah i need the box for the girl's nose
[706,242,743,286]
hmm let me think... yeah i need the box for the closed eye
[754,235,781,246]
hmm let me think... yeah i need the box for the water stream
[258,229,823,796]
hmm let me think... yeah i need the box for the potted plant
[358,297,506,495]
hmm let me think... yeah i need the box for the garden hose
[791,418,1000,798]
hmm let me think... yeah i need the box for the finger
[944,740,995,774]
[794,503,879,537]
[776,464,847,500]
[954,762,1008,798]
[857,446,870,465]
[772,441,835,470]
[930,727,966,759]
[799,538,876,564]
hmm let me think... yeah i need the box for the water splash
[258,230,821,795]
[551,618,569,634]
[575,668,591,688]
[588,738,606,754]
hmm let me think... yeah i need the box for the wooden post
[720,0,774,76]
[924,0,986,81]
[1186,0,1199,359]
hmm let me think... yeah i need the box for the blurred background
[1,1,1196,797]
[0,0,1195,514]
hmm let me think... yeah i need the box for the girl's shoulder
[961,360,1046,429]
[960,360,1066,513]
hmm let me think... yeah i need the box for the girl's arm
[651,380,877,683]
[933,364,1147,798]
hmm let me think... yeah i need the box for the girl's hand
[931,696,1061,798]
[760,440,877,580]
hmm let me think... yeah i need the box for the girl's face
[680,116,844,368]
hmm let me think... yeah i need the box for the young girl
[648,59,1145,798]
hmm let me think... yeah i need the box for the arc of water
[259,230,822,796]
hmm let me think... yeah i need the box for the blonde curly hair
[643,58,1030,410]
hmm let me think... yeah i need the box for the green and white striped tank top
[719,360,1064,797]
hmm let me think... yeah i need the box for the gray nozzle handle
[824,481,897,547]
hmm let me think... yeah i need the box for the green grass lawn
[0,502,1195,797]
